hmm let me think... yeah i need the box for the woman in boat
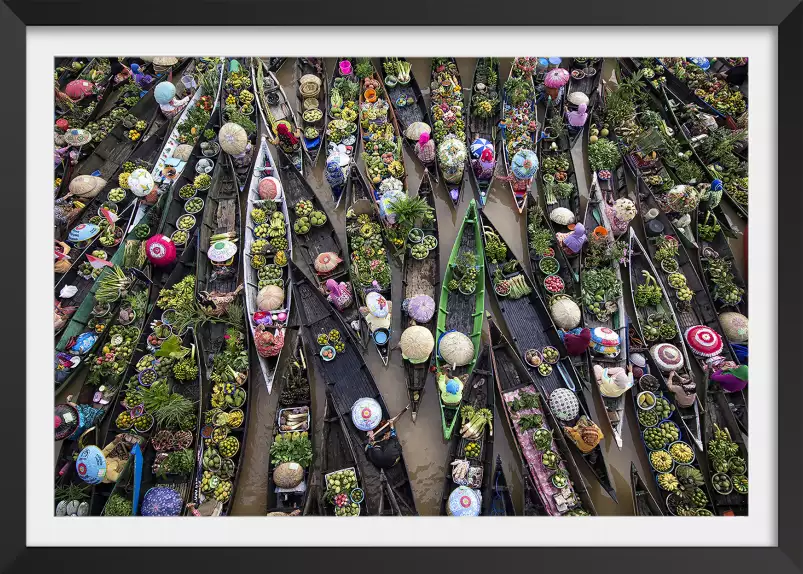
[414,132,436,170]
[273,121,302,155]
[130,63,154,89]
[559,327,592,356]
[109,57,132,85]
[155,81,190,120]
[325,279,354,312]
[705,357,748,393]
[665,370,697,407]
[556,222,587,257]
[365,419,403,469]
[471,147,495,182]
[566,103,588,135]
[593,363,634,398]
[437,368,464,406]
[717,61,748,88]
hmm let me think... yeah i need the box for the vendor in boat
[717,61,748,88]
[273,120,302,155]
[325,279,354,311]
[566,103,588,134]
[365,419,402,469]
[437,368,464,406]
[155,81,190,120]
[359,289,391,334]
[593,363,634,398]
[559,327,592,356]
[471,147,495,181]
[556,222,587,257]
[130,63,154,89]
[665,370,697,407]
[414,132,436,169]
[109,57,132,85]
[705,357,748,393]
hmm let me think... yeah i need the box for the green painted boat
[435,199,485,440]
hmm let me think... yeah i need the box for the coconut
[438,331,474,368]
[550,297,581,330]
[549,207,575,226]
[718,311,748,343]
[400,326,435,363]
[257,285,284,312]
[273,462,304,488]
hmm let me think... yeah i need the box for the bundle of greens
[270,431,313,468]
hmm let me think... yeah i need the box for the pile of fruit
[643,424,676,450]
[541,450,559,470]
[463,442,480,458]
[294,200,313,217]
[669,441,694,464]
[325,468,361,516]
[179,185,196,199]
[634,271,663,308]
[293,217,311,235]
[171,230,188,245]
[711,472,733,494]
[637,409,659,427]
[649,450,673,472]
[218,436,240,458]
[108,188,126,203]
[410,243,428,259]
[541,274,562,294]
[185,198,204,214]
[540,257,559,275]
[177,215,195,231]
[309,210,327,227]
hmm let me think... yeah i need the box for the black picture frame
[4,0,799,570]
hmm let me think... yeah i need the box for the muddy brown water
[56,57,747,517]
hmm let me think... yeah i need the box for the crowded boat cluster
[54,57,748,517]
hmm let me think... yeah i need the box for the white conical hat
[400,326,434,362]
[438,331,474,367]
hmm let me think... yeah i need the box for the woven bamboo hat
[437,331,474,367]
[68,175,107,199]
[219,122,248,155]
[400,326,435,363]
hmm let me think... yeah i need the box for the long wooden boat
[500,63,537,213]
[489,319,597,515]
[55,57,116,127]
[466,58,502,208]
[400,171,439,421]
[324,57,360,207]
[655,58,747,122]
[191,155,252,516]
[636,180,748,435]
[294,58,328,167]
[255,59,304,174]
[83,244,200,515]
[580,174,629,449]
[702,370,749,516]
[380,57,439,184]
[266,331,314,514]
[435,199,485,440]
[345,168,394,365]
[292,264,418,516]
[489,455,517,516]
[539,96,582,232]
[264,58,287,74]
[480,211,617,501]
[54,267,154,515]
[242,135,292,393]
[277,147,365,347]
[630,462,663,516]
[627,228,704,450]
[359,62,410,213]
[626,319,717,516]
[565,58,603,149]
[430,58,466,207]
[438,344,495,516]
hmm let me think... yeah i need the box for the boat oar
[368,404,411,440]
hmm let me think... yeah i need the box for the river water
[56,57,746,517]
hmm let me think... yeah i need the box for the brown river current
[57,58,746,517]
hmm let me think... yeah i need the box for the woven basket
[299,81,320,99]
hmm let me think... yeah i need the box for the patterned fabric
[415,140,435,165]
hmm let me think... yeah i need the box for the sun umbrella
[351,398,382,431]
[146,234,177,267]
[400,326,435,363]
[718,312,748,343]
[470,138,493,159]
[365,291,389,318]
[208,239,238,263]
[65,79,94,101]
[405,294,435,323]
[650,343,685,372]
[127,168,155,197]
[75,445,107,485]
[684,325,724,358]
[63,128,92,147]
[258,176,283,200]
[141,486,183,516]
[511,149,538,180]
[438,331,474,368]
[154,81,176,105]
[68,223,101,243]
[219,122,248,155]
[544,68,570,88]
[447,486,480,516]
